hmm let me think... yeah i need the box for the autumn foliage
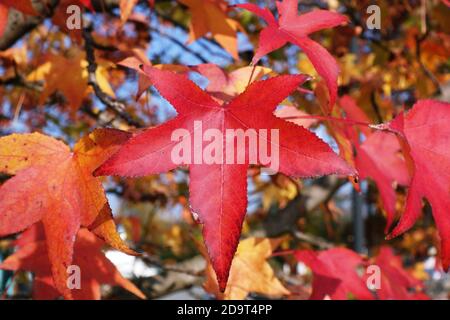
[0,0,449,300]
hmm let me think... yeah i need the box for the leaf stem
[281,114,372,127]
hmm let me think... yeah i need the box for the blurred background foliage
[0,0,449,299]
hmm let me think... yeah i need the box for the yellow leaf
[298,53,317,78]
[204,237,289,300]
[96,65,116,98]
[227,66,273,95]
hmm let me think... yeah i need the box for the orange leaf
[0,128,134,299]
[179,0,241,59]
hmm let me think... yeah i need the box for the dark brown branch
[0,75,43,91]
[0,0,59,50]
[415,22,442,96]
[82,27,143,127]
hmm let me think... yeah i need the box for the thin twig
[140,253,203,277]
[281,114,372,127]
[292,230,334,249]
[0,75,43,91]
[415,15,442,96]
[246,64,257,89]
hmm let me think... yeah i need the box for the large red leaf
[236,0,348,108]
[380,99,450,271]
[0,129,135,299]
[95,66,354,290]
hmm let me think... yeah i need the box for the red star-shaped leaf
[95,66,354,290]
[236,0,348,108]
[381,99,450,271]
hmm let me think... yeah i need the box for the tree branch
[140,253,203,277]
[0,0,59,50]
[263,177,344,237]
[415,21,442,96]
[82,27,143,127]
[292,230,334,249]
[150,26,208,63]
